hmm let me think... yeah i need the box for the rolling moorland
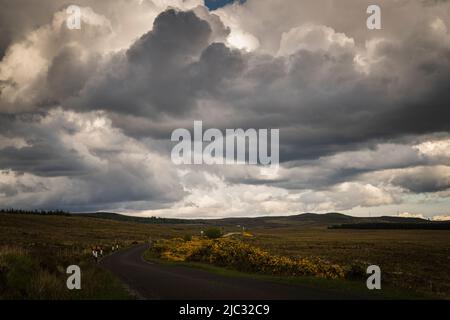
[0,211,449,299]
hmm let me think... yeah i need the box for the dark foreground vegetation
[0,245,130,299]
[0,212,449,298]
[0,213,199,299]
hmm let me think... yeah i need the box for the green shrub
[204,228,222,239]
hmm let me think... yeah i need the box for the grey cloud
[47,46,101,102]
[0,110,185,211]
[390,166,450,193]
[0,115,94,177]
[0,0,58,58]
[0,145,89,177]
[74,7,450,164]
[1,1,449,214]
[4,5,449,163]
[68,9,241,119]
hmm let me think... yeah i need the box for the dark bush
[204,228,222,239]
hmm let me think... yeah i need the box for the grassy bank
[0,245,130,299]
[0,213,200,299]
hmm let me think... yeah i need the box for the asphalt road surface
[101,244,363,300]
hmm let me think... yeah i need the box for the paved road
[100,244,362,300]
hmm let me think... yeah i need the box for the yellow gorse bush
[151,238,346,279]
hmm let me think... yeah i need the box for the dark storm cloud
[68,9,240,119]
[59,7,449,165]
[391,166,450,193]
[0,144,89,177]
[0,0,56,58]
[0,109,186,211]
[0,114,93,177]
[224,142,443,191]
[221,30,450,162]
[1,1,449,214]
[2,4,449,163]
[47,46,100,102]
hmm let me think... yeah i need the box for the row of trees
[329,222,450,230]
[0,208,70,216]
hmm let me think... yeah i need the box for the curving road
[100,244,363,300]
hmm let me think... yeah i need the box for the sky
[0,0,449,220]
[204,0,241,10]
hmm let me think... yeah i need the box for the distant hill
[75,211,450,229]
[281,212,355,223]
[6,208,446,229]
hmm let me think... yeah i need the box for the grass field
[0,213,449,299]
[0,214,200,299]
[242,226,450,297]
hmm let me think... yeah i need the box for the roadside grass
[0,244,132,299]
[0,213,203,299]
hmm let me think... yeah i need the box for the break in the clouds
[0,0,449,218]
